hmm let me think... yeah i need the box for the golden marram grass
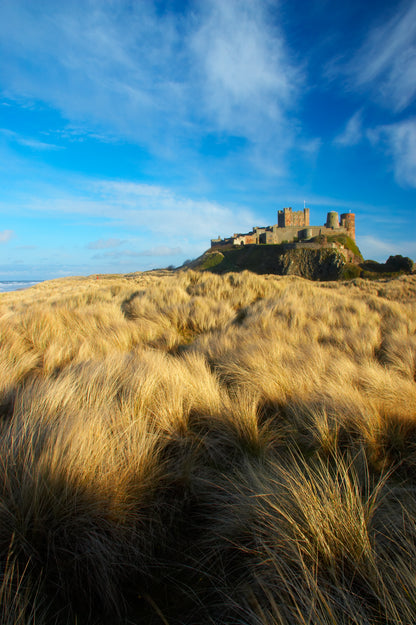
[0,270,415,624]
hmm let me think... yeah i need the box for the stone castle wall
[211,209,356,249]
[262,224,354,245]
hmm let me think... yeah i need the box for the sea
[0,280,44,293]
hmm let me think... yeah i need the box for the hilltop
[186,206,364,280]
[186,206,410,280]
[183,241,414,281]
[184,235,362,281]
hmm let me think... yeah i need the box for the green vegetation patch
[341,263,362,280]
[200,251,225,270]
[326,234,363,260]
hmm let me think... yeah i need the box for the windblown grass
[0,270,415,623]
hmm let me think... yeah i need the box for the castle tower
[326,211,339,229]
[340,213,356,240]
[278,207,289,227]
[278,207,310,228]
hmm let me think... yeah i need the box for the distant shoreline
[0,280,44,293]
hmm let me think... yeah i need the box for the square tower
[277,207,309,227]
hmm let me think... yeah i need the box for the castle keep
[278,207,310,228]
[211,207,355,248]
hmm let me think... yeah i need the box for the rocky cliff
[187,245,348,281]
[274,247,346,280]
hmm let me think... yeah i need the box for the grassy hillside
[206,243,293,273]
[324,233,363,260]
[0,271,416,624]
[189,244,347,279]
[191,242,414,282]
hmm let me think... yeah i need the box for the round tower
[326,211,339,229]
[340,213,355,240]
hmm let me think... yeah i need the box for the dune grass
[0,270,415,623]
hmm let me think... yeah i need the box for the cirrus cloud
[368,118,416,188]
[345,1,416,112]
[0,0,304,171]
[334,110,363,147]
[87,238,123,250]
[0,229,14,243]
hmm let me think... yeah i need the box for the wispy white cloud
[190,0,301,138]
[88,238,123,250]
[0,0,304,171]
[357,235,396,258]
[345,1,416,112]
[1,176,257,243]
[141,246,182,257]
[0,1,184,145]
[53,125,120,143]
[0,229,14,243]
[368,118,416,188]
[358,234,416,261]
[91,180,257,239]
[0,128,61,150]
[93,245,182,260]
[18,137,61,151]
[334,110,363,146]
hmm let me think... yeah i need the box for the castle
[211,207,356,247]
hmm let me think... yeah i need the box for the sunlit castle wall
[278,207,310,228]
[212,208,356,248]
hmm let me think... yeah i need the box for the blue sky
[0,0,415,280]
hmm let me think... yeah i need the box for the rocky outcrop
[275,248,345,280]
[187,245,347,281]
